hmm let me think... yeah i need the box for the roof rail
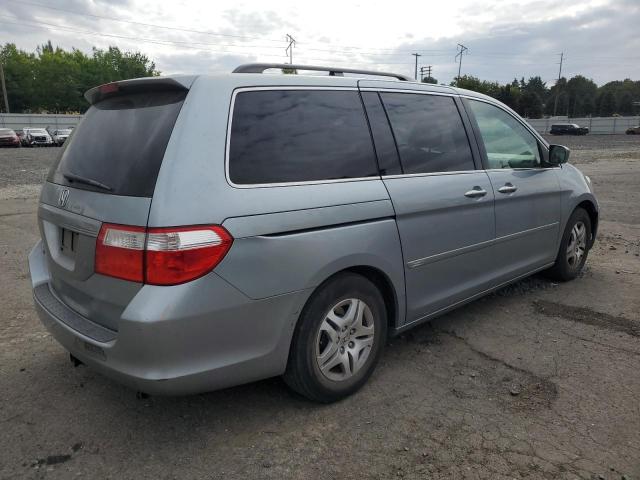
[232,63,410,81]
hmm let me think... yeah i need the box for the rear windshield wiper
[62,172,113,192]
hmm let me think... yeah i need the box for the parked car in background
[0,128,21,147]
[23,128,54,147]
[626,125,640,134]
[29,65,599,402]
[550,123,589,135]
[51,129,72,146]
[17,129,29,146]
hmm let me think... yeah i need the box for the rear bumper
[29,241,309,395]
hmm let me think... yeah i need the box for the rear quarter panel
[149,75,407,326]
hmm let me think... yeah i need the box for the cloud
[384,0,640,84]
[0,0,638,85]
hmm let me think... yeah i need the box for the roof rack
[232,63,410,81]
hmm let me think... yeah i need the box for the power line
[4,0,286,43]
[0,17,287,53]
[2,0,457,56]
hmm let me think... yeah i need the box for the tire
[546,208,592,282]
[284,272,387,403]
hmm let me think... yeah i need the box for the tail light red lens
[95,224,146,282]
[145,226,233,285]
[95,224,233,285]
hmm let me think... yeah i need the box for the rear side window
[228,90,378,185]
[49,90,186,197]
[380,93,475,174]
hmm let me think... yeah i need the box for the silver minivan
[29,64,598,402]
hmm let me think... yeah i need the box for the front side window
[380,93,475,174]
[468,100,541,169]
[229,90,378,185]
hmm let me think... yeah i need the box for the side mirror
[548,144,570,165]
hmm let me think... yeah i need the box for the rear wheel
[546,208,592,281]
[284,272,387,403]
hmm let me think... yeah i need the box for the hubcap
[315,298,375,382]
[566,221,587,268]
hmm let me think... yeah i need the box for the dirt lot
[1,136,639,480]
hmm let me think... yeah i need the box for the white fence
[0,113,82,131]
[526,116,640,135]
[1,113,639,135]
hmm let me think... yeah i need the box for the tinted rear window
[380,93,475,174]
[49,90,186,197]
[229,90,378,185]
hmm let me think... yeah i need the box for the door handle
[464,187,488,198]
[497,183,518,194]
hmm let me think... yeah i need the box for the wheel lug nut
[340,347,345,353]
[348,341,354,348]
[350,328,355,334]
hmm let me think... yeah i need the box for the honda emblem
[58,188,70,208]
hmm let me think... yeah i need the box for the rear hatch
[39,78,190,331]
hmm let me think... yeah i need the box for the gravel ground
[1,136,639,480]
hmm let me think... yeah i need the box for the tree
[0,42,159,113]
[618,93,634,116]
[564,75,598,117]
[519,91,543,118]
[597,91,617,116]
[422,76,437,84]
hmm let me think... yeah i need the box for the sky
[1,0,639,86]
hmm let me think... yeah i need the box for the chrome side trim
[359,87,457,97]
[382,170,480,180]
[224,86,379,189]
[484,167,560,173]
[396,261,556,333]
[406,222,559,269]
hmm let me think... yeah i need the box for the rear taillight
[95,224,145,282]
[145,226,232,285]
[95,224,233,285]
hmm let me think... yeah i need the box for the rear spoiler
[84,76,196,105]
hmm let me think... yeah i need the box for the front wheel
[546,208,592,281]
[284,272,387,403]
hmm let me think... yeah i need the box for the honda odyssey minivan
[29,64,598,402]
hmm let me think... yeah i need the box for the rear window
[228,90,378,185]
[48,90,186,197]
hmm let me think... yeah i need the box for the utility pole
[455,44,468,84]
[552,52,564,117]
[419,65,432,82]
[411,53,421,81]
[0,62,8,114]
[285,34,296,64]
